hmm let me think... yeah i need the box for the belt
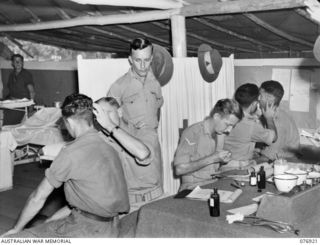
[73,207,115,222]
[129,186,163,204]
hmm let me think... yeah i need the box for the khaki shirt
[261,108,300,160]
[107,69,163,129]
[106,124,162,196]
[46,129,129,217]
[174,121,219,190]
[224,116,274,161]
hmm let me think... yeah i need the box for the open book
[186,186,242,203]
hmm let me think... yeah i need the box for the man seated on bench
[2,93,129,238]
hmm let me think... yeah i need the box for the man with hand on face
[222,83,278,170]
[2,94,129,238]
[107,37,163,131]
[257,80,300,162]
[94,97,163,212]
[173,99,243,191]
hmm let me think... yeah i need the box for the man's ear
[128,56,133,65]
[213,113,221,121]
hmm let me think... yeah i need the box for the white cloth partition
[78,55,235,194]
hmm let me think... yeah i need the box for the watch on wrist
[110,126,120,137]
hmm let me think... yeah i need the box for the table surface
[132,178,320,238]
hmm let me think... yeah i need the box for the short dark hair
[209,98,243,120]
[130,38,153,54]
[95,97,120,109]
[260,80,284,106]
[61,93,93,125]
[11,54,24,62]
[234,83,259,109]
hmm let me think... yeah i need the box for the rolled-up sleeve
[174,130,195,166]
[45,149,73,188]
[251,123,275,146]
[135,131,155,166]
[107,83,122,105]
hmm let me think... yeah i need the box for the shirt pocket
[122,93,145,119]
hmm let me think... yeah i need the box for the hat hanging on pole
[313,35,320,62]
[197,44,222,83]
[151,44,174,87]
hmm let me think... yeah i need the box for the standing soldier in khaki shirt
[106,37,164,208]
[107,37,163,130]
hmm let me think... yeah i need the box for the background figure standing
[3,54,36,125]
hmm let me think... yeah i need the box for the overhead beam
[180,0,317,17]
[4,35,34,58]
[0,0,317,32]
[244,13,314,48]
[194,17,281,51]
[153,21,256,53]
[10,32,127,53]
[118,24,169,46]
[0,9,179,32]
[68,0,183,9]
[295,8,319,24]
[53,3,132,44]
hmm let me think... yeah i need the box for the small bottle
[249,169,257,186]
[209,188,220,217]
[257,166,266,191]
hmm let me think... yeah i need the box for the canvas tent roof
[0,0,319,59]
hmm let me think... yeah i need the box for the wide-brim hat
[313,35,320,62]
[151,44,174,87]
[197,44,222,83]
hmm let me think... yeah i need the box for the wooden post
[171,15,187,57]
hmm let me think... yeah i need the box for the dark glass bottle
[257,166,266,190]
[209,188,220,217]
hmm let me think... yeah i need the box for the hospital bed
[2,107,68,165]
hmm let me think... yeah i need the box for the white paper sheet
[227,203,258,216]
[186,186,242,203]
[271,68,291,101]
[289,69,310,112]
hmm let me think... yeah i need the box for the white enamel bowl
[285,169,308,185]
[274,174,298,193]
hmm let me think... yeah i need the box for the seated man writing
[2,93,129,238]
[173,99,243,191]
[222,83,277,170]
[257,80,300,162]
[94,97,163,212]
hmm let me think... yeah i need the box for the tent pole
[170,15,187,57]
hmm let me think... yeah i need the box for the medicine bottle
[249,169,257,186]
[257,166,266,191]
[209,187,220,217]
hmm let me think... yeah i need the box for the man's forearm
[106,126,151,163]
[45,206,71,223]
[265,118,278,142]
[12,191,47,232]
[175,154,220,176]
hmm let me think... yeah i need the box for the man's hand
[93,103,116,132]
[262,101,276,120]
[215,150,232,163]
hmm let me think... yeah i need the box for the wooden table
[122,178,320,238]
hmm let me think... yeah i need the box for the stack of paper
[186,186,242,203]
